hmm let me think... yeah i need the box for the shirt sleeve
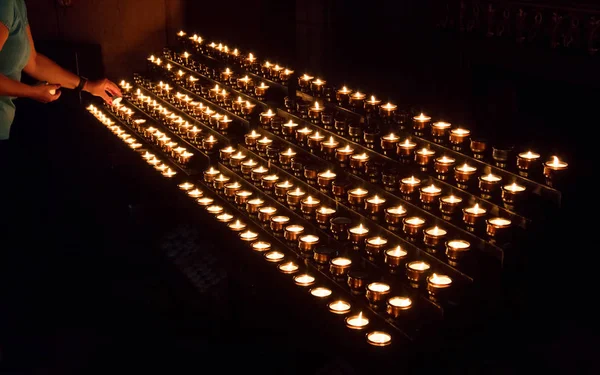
[0,0,16,32]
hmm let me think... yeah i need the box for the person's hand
[85,78,122,105]
[28,84,61,103]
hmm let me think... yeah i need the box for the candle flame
[314,102,320,110]
[342,86,349,93]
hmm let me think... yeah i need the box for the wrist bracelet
[75,76,88,92]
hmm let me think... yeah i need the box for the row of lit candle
[87,105,178,179]
[177,170,404,347]
[174,35,570,192]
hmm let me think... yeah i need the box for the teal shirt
[0,0,30,140]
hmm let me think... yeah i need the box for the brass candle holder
[274,180,294,202]
[431,121,451,139]
[462,203,487,229]
[470,138,487,159]
[284,224,305,243]
[419,184,442,207]
[330,216,352,241]
[237,76,253,92]
[399,176,421,198]
[501,183,526,207]
[439,195,463,220]
[335,145,355,168]
[278,148,296,167]
[381,133,400,154]
[270,215,290,236]
[345,312,369,330]
[366,331,392,347]
[516,150,541,174]
[234,190,253,206]
[350,153,370,174]
[261,174,279,193]
[315,206,336,229]
[449,128,470,149]
[434,156,456,177]
[264,250,285,263]
[454,163,477,188]
[348,224,369,249]
[478,173,502,199]
[308,102,325,123]
[332,179,351,202]
[379,102,397,120]
[298,234,320,253]
[316,170,337,193]
[423,226,447,251]
[278,261,299,274]
[486,217,512,239]
[202,135,218,153]
[228,220,247,232]
[336,86,352,106]
[307,131,325,151]
[295,126,313,146]
[240,159,258,178]
[298,74,314,91]
[384,206,407,229]
[212,174,231,191]
[241,101,256,117]
[254,82,270,98]
[347,270,368,295]
[251,166,269,185]
[286,187,306,210]
[364,195,386,218]
[415,148,436,171]
[300,196,321,219]
[244,130,261,150]
[246,198,265,215]
[445,239,471,264]
[348,188,369,207]
[310,78,326,96]
[384,246,408,272]
[405,260,430,287]
[258,206,277,226]
[365,236,388,259]
[349,91,366,110]
[313,246,336,265]
[412,113,431,135]
[223,181,242,199]
[219,146,237,165]
[426,273,453,299]
[387,296,412,318]
[320,136,339,159]
[259,109,276,129]
[229,151,246,170]
[397,139,417,159]
[256,137,273,156]
[203,167,220,183]
[330,257,352,279]
[239,229,259,243]
[492,145,514,168]
[364,96,381,114]
[366,282,391,307]
[543,156,568,188]
[403,216,426,239]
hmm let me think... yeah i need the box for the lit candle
[212,173,230,190]
[274,180,294,200]
[307,130,326,150]
[315,206,336,228]
[298,234,320,253]
[336,86,352,104]
[241,101,256,116]
[244,130,261,149]
[294,273,316,286]
[246,198,265,215]
[278,261,299,274]
[251,165,269,184]
[295,126,313,145]
[202,135,219,153]
[543,156,568,185]
[405,260,431,284]
[286,187,306,207]
[462,203,487,227]
[379,102,397,118]
[281,120,299,138]
[204,167,220,183]
[431,121,451,138]
[434,155,456,175]
[335,145,355,165]
[419,184,442,204]
[400,176,421,195]
[330,257,352,278]
[298,74,314,90]
[403,216,426,237]
[236,76,253,93]
[229,151,246,169]
[261,61,273,76]
[220,67,234,82]
[364,195,386,215]
[415,147,436,166]
[162,168,177,178]
[486,217,512,238]
[254,82,269,97]
[270,215,290,234]
[259,109,276,127]
[278,148,296,166]
[310,287,332,298]
[218,115,232,132]
[345,312,369,330]
[387,296,412,318]
[258,206,277,224]
[260,174,280,191]
[384,205,407,226]
[223,181,242,198]
[412,113,431,131]
[219,146,237,164]
[365,236,388,258]
[196,197,214,207]
[178,182,195,191]
[380,133,400,152]
[427,273,453,297]
[347,187,369,206]
[516,150,540,171]
[349,153,370,172]
[454,163,477,184]
[328,300,351,314]
[310,78,326,95]
[348,224,369,246]
[349,91,366,108]
[264,250,285,263]
[216,213,234,223]
[384,246,408,269]
[251,241,271,253]
[300,196,321,217]
[308,101,324,121]
[445,239,471,261]
[501,182,526,205]
[366,282,391,306]
[279,68,294,82]
[316,170,337,191]
[423,226,448,248]
[439,194,463,216]
[228,220,247,232]
[206,204,224,215]
[479,173,502,195]
[283,224,305,243]
[449,128,470,145]
[234,190,253,206]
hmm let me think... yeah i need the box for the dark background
[1,0,596,373]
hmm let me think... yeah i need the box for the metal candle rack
[173,36,564,211]
[86,97,453,348]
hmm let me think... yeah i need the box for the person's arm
[0,18,60,102]
[23,26,121,104]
